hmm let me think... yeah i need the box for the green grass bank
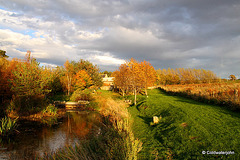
[127,89,240,159]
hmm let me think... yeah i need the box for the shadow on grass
[137,115,152,124]
[136,100,147,111]
[174,99,203,105]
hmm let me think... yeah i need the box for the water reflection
[0,111,102,159]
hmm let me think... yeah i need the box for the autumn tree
[63,59,102,95]
[140,60,157,96]
[0,53,10,103]
[0,52,18,104]
[10,51,53,113]
[112,64,130,96]
[11,51,52,96]
[74,70,93,90]
[73,59,103,87]
[113,58,157,105]
[127,58,145,105]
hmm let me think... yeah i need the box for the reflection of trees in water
[1,121,49,159]
[1,111,102,159]
[66,112,102,139]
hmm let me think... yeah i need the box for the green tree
[49,67,64,94]
[101,71,113,77]
[11,58,51,96]
[0,50,9,58]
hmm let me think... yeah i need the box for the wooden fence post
[234,89,238,101]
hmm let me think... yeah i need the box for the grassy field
[127,89,240,159]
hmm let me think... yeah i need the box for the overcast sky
[0,0,240,78]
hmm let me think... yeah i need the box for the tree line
[1,49,221,111]
[156,68,219,85]
[112,58,220,105]
[0,50,102,115]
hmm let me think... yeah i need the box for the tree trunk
[121,89,125,96]
[67,75,70,95]
[67,75,72,95]
[145,87,148,97]
[69,77,72,94]
[134,88,137,106]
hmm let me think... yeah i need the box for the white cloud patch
[39,62,58,68]
[92,53,125,66]
[0,29,74,63]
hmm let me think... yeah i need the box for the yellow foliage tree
[140,60,157,96]
[113,58,157,105]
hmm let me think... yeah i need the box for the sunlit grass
[128,89,240,159]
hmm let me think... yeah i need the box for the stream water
[0,110,102,159]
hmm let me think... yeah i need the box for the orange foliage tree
[62,59,102,95]
[0,52,20,104]
[74,70,93,90]
[112,64,130,96]
[0,53,11,103]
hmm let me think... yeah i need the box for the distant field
[160,82,240,111]
[128,89,240,159]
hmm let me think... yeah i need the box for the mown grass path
[128,89,240,159]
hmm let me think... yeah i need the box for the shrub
[42,104,57,116]
[70,89,94,102]
[8,95,47,116]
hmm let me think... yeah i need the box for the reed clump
[0,116,18,137]
[94,94,143,159]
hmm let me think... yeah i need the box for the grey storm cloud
[0,0,240,78]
